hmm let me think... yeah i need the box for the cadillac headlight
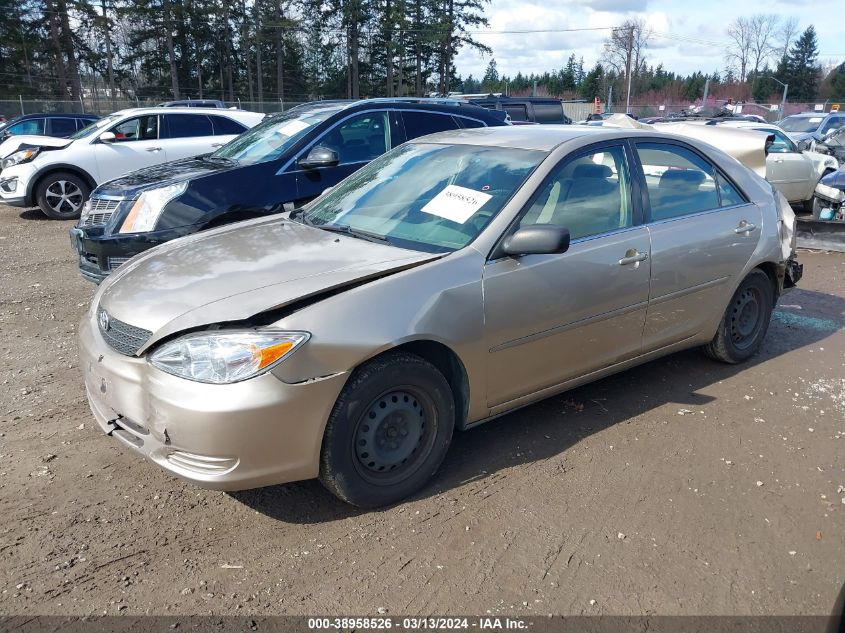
[149,330,309,384]
[119,182,187,234]
[2,147,39,169]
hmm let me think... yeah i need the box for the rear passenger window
[209,115,246,136]
[504,105,528,122]
[402,111,460,139]
[163,114,213,138]
[48,118,78,136]
[518,145,632,240]
[716,173,745,207]
[636,143,719,221]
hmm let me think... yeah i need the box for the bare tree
[777,16,799,60]
[748,14,778,79]
[725,16,752,82]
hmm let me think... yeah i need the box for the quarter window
[162,113,213,138]
[636,143,719,221]
[532,103,565,123]
[518,145,633,240]
[110,115,159,142]
[716,174,745,207]
[314,112,390,165]
[504,104,528,122]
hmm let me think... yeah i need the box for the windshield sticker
[421,185,492,224]
[809,118,823,123]
[277,119,311,136]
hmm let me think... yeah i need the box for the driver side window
[518,145,633,241]
[765,130,796,153]
[313,112,390,165]
[110,115,159,142]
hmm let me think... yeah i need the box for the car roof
[786,112,843,118]
[107,107,252,116]
[280,98,504,119]
[8,112,98,120]
[413,124,658,151]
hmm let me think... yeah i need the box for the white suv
[0,107,263,219]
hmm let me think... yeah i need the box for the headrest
[573,163,613,179]
[659,169,706,188]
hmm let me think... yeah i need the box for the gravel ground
[0,205,843,617]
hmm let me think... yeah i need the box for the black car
[71,98,508,282]
[466,96,572,125]
[0,113,99,142]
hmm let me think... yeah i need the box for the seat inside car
[652,169,715,219]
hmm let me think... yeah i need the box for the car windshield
[779,116,824,133]
[211,109,334,165]
[71,114,120,139]
[297,143,544,253]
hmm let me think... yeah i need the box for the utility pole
[702,77,710,110]
[624,24,634,114]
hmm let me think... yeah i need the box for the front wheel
[703,270,774,364]
[319,351,455,508]
[35,171,89,220]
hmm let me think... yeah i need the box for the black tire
[703,270,774,364]
[35,171,89,220]
[319,351,455,508]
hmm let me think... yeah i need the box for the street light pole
[764,76,788,120]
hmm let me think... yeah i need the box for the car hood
[821,168,845,190]
[803,150,839,176]
[0,134,71,158]
[94,156,234,198]
[98,217,440,353]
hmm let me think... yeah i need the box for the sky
[453,0,845,82]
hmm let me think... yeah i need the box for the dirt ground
[0,204,843,618]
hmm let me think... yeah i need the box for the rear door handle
[734,221,758,234]
[618,250,648,266]
[144,147,163,152]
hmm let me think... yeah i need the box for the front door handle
[734,221,758,234]
[618,250,648,266]
[144,147,163,152]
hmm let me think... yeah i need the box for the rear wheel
[319,351,454,508]
[703,270,774,364]
[35,171,89,220]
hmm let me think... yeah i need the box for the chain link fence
[0,98,309,118]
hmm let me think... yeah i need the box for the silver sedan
[79,126,801,507]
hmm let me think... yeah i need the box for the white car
[0,107,264,219]
[706,121,838,210]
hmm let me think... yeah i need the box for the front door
[93,114,166,182]
[633,140,764,351]
[483,143,651,408]
[294,111,395,204]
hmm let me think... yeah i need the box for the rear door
[160,113,217,159]
[634,140,763,351]
[399,110,463,140]
[207,115,248,150]
[93,114,166,182]
[764,129,814,202]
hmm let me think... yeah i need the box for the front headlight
[2,147,39,169]
[149,330,309,384]
[119,182,187,234]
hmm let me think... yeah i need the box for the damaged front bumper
[78,314,349,491]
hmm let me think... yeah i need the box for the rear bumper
[79,315,349,490]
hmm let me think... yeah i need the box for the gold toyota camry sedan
[79,125,801,507]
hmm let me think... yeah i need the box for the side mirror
[298,146,339,169]
[502,225,571,257]
[98,131,116,143]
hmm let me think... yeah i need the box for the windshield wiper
[204,154,238,165]
[316,223,390,244]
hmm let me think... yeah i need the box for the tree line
[0,1,842,106]
[0,0,491,102]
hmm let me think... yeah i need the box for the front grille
[97,308,151,356]
[82,198,121,226]
[107,256,131,270]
